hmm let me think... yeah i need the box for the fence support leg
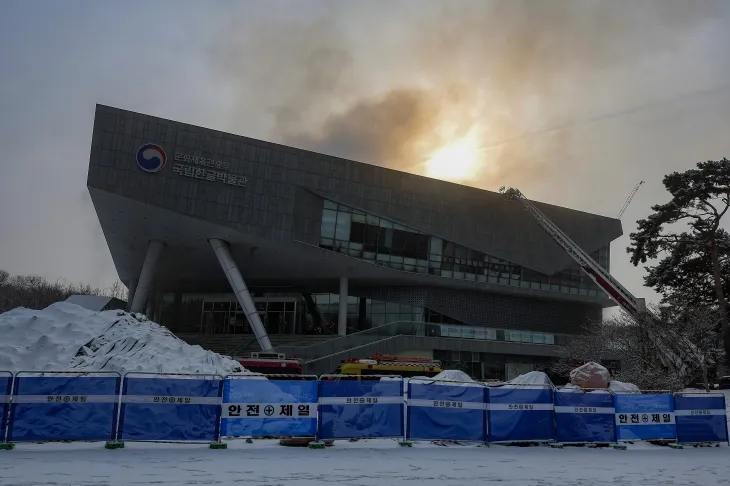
[308,434,326,449]
[668,442,684,450]
[210,440,228,450]
[549,442,564,449]
[0,442,14,451]
[399,438,413,447]
[104,441,125,450]
[613,443,627,450]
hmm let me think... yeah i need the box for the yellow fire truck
[336,354,443,377]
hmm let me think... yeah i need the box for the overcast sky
[1,1,729,305]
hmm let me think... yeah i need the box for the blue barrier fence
[118,372,223,443]
[614,393,676,442]
[8,371,120,442]
[0,372,12,443]
[221,375,318,439]
[406,380,486,442]
[554,390,616,444]
[674,392,728,445]
[0,370,727,447]
[487,385,555,443]
[318,376,404,440]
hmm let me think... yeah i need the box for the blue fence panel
[0,372,12,443]
[487,385,554,443]
[614,393,676,441]
[221,376,318,438]
[554,391,615,444]
[9,372,120,442]
[119,374,222,442]
[674,393,728,444]
[406,381,486,442]
[318,377,404,440]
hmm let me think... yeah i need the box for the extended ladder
[499,186,702,379]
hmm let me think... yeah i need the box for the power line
[479,82,730,153]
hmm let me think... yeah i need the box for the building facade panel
[89,104,621,278]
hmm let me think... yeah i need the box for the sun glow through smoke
[425,126,485,182]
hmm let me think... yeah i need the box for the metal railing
[275,321,572,363]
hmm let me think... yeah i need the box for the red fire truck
[231,352,303,375]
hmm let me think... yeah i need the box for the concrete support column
[209,238,272,351]
[130,240,165,314]
[126,279,137,311]
[338,277,348,336]
[145,293,155,318]
[152,292,163,323]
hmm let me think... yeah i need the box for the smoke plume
[209,0,726,186]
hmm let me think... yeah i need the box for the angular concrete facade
[87,104,622,352]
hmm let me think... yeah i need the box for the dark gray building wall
[88,104,622,279]
[292,187,324,245]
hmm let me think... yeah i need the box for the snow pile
[408,369,482,388]
[0,302,246,374]
[431,369,475,383]
[508,370,553,387]
[609,380,640,393]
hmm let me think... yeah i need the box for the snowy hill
[0,302,246,374]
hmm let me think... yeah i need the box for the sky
[1,0,729,305]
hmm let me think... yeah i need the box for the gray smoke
[208,0,726,185]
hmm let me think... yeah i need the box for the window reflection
[319,199,609,297]
[309,293,423,333]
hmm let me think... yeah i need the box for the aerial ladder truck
[499,186,707,381]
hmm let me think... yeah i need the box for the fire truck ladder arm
[498,186,705,379]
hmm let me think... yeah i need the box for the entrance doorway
[200,297,299,335]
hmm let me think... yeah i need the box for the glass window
[318,200,613,297]
[371,301,385,314]
[334,211,351,241]
[443,242,455,257]
[454,245,466,259]
[505,331,520,341]
[320,209,337,238]
[403,257,416,272]
[430,237,443,256]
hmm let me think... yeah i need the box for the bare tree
[0,269,128,314]
[660,305,720,391]
[552,305,719,392]
[103,280,128,300]
[551,320,614,378]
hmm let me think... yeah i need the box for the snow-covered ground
[0,302,245,374]
[1,440,728,486]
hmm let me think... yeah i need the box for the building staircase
[178,321,574,377]
[175,333,337,357]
